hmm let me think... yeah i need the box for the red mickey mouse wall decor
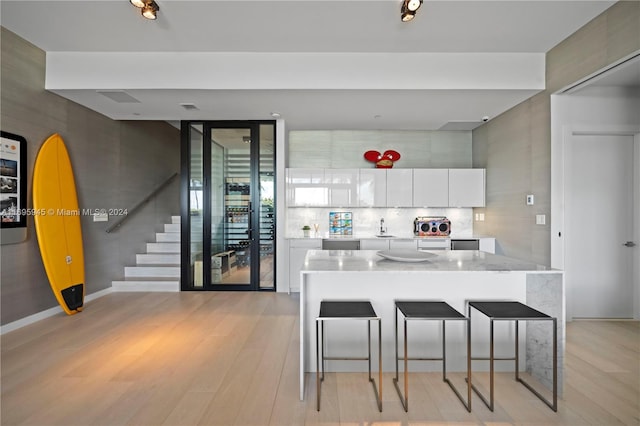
[364,150,401,168]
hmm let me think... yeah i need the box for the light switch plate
[536,214,546,225]
[93,212,108,222]
[527,194,534,205]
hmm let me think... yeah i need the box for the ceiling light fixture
[130,0,160,20]
[401,0,422,22]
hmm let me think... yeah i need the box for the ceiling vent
[96,90,141,103]
[438,121,485,131]
[179,103,199,111]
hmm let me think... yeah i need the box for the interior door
[182,121,275,291]
[566,134,635,318]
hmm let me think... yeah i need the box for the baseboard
[0,287,113,335]
[111,281,180,292]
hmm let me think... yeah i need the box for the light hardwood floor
[1,292,638,425]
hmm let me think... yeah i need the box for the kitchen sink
[376,235,395,238]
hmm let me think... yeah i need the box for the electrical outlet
[527,194,534,205]
[536,214,546,225]
[479,213,485,221]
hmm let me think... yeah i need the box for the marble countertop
[301,249,558,273]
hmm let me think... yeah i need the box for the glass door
[181,121,275,291]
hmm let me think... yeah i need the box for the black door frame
[180,120,276,291]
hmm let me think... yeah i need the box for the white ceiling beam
[46,52,544,91]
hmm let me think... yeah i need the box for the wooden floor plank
[1,293,638,426]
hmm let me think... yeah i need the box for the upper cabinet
[448,168,485,207]
[286,167,485,208]
[386,169,413,207]
[413,168,449,207]
[286,168,328,207]
[358,169,387,207]
[326,169,359,207]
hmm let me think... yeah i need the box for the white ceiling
[0,0,623,130]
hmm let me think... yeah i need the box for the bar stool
[467,300,557,412]
[393,300,471,412]
[316,300,382,412]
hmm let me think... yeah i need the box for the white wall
[551,86,640,319]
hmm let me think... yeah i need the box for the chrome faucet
[379,218,386,235]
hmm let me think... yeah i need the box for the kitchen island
[299,249,564,400]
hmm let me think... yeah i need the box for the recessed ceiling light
[270,112,281,118]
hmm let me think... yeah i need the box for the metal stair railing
[105,172,178,233]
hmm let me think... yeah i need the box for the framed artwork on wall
[1,131,28,244]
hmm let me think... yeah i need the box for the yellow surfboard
[33,134,84,315]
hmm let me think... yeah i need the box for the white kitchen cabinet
[389,239,418,250]
[326,169,358,207]
[358,169,387,207]
[479,238,495,254]
[289,239,322,292]
[360,239,390,250]
[413,168,449,207]
[286,168,328,207]
[386,169,413,207]
[448,168,485,207]
[417,238,450,251]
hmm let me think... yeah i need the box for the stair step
[125,266,180,278]
[112,279,180,292]
[112,216,182,293]
[147,242,180,253]
[136,253,180,265]
[156,232,180,243]
[164,223,180,233]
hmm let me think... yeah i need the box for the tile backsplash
[287,207,473,238]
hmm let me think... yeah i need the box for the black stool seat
[393,300,471,413]
[469,301,550,319]
[316,300,382,412]
[320,301,377,318]
[396,301,466,319]
[467,300,557,412]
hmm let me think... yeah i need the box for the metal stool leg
[392,309,408,411]
[468,306,496,412]
[316,301,383,412]
[367,318,383,412]
[468,302,558,413]
[442,318,472,412]
[316,318,321,411]
[515,318,558,412]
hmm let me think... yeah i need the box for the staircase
[111,216,181,292]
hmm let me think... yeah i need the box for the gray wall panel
[472,1,640,265]
[0,28,180,325]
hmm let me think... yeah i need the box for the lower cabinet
[389,239,418,250]
[479,238,495,254]
[360,239,390,250]
[289,239,322,292]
